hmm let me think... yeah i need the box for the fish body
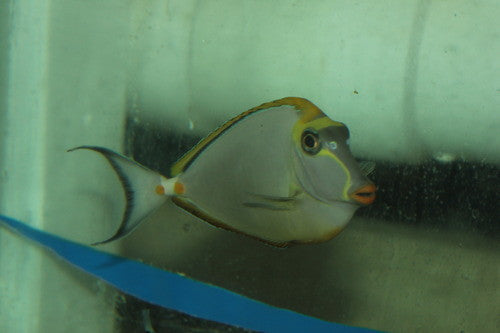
[71,97,375,246]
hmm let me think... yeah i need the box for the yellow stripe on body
[170,97,326,176]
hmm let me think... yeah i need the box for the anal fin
[171,197,291,248]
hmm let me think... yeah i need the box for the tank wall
[132,0,500,164]
[0,1,131,332]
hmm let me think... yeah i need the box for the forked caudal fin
[68,146,175,245]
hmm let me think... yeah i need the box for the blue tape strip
[0,214,376,332]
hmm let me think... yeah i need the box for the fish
[69,97,376,247]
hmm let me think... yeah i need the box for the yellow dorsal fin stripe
[170,97,325,176]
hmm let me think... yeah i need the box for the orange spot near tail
[155,185,165,195]
[174,182,185,195]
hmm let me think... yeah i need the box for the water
[0,1,498,332]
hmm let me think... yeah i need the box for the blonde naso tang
[69,97,376,247]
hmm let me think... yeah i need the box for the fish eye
[301,129,321,155]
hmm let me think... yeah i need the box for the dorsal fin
[170,97,324,176]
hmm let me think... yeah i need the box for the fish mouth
[349,184,376,205]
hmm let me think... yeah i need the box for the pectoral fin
[242,191,301,211]
[242,202,294,211]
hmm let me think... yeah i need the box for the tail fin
[68,146,169,245]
